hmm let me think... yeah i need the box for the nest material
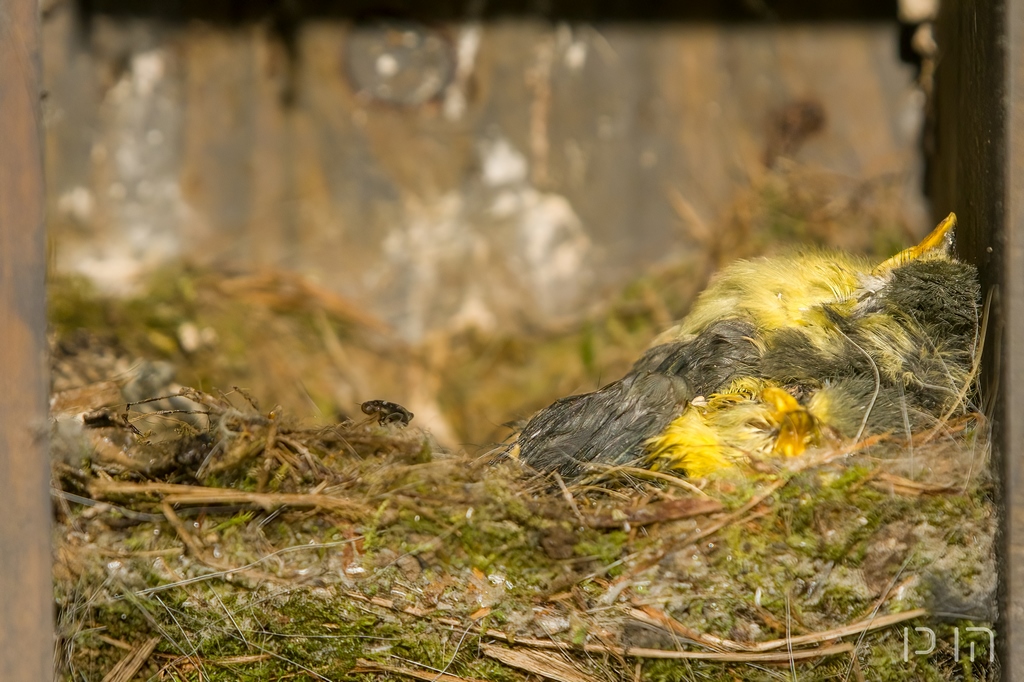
[52,376,995,681]
[47,183,994,680]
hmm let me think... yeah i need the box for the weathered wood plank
[0,0,54,680]
[932,0,1018,675]
[1003,1,1024,677]
[43,12,926,340]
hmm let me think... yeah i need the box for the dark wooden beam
[933,0,1022,676]
[1006,0,1024,676]
[0,0,53,680]
[72,0,898,23]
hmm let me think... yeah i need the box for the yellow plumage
[655,252,866,347]
[518,214,980,480]
[647,215,966,475]
[647,214,963,476]
[646,379,821,477]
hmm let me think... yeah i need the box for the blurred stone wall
[43,2,927,342]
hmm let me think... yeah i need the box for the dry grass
[50,376,996,681]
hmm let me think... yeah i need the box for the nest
[52,372,995,681]
[48,167,994,680]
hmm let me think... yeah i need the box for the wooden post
[999,0,1024,676]
[933,0,1024,676]
[0,0,53,680]
[1007,1,1024,677]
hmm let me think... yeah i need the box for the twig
[582,465,711,497]
[438,609,916,659]
[785,434,888,474]
[628,605,734,652]
[850,652,867,682]
[202,436,267,476]
[553,472,587,526]
[685,478,786,546]
[264,411,280,461]
[91,480,369,519]
[483,640,853,662]
[343,591,434,618]
[482,644,595,682]
[101,636,160,682]
[160,501,219,566]
[134,538,362,596]
[51,488,164,522]
[585,497,724,530]
[95,634,133,651]
[628,606,926,654]
[739,608,927,653]
[353,659,485,682]
[96,547,183,559]
[856,574,917,625]
[869,473,957,496]
[198,654,271,665]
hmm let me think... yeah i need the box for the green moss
[48,275,109,334]
[574,530,628,565]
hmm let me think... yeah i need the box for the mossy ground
[51,379,996,681]
[49,171,996,681]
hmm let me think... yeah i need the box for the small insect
[360,399,414,426]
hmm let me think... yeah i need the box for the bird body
[517,214,980,479]
[660,250,869,345]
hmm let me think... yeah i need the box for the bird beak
[873,212,957,275]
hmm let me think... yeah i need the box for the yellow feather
[517,213,976,482]
[760,386,820,458]
[657,251,868,344]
